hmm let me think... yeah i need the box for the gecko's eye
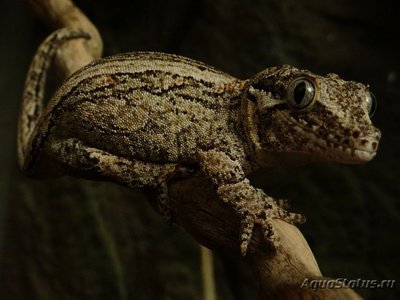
[366,91,377,117]
[286,77,317,112]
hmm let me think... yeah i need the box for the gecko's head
[244,65,381,166]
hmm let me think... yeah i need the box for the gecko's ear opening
[248,86,268,112]
[246,85,258,103]
[247,84,285,112]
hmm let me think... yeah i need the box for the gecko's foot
[155,165,195,224]
[239,198,305,256]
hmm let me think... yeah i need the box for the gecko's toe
[156,185,173,223]
[240,214,281,255]
[260,218,280,249]
[276,198,290,209]
[240,215,255,256]
[237,195,305,255]
[277,209,306,225]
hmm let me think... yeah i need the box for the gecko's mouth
[280,112,381,164]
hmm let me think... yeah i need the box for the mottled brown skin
[243,67,381,167]
[17,28,380,256]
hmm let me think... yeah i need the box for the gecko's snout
[346,127,381,163]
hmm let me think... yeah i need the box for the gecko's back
[44,52,243,163]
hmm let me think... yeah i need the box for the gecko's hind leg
[154,164,196,221]
[48,138,194,219]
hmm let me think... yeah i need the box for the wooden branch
[155,177,363,299]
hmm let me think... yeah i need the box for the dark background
[0,0,399,299]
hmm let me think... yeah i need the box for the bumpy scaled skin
[18,28,381,256]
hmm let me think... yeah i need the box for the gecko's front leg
[198,149,305,256]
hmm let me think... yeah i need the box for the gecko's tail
[17,28,90,171]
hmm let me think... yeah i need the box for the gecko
[17,28,381,256]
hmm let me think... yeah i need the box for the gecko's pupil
[293,82,306,105]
